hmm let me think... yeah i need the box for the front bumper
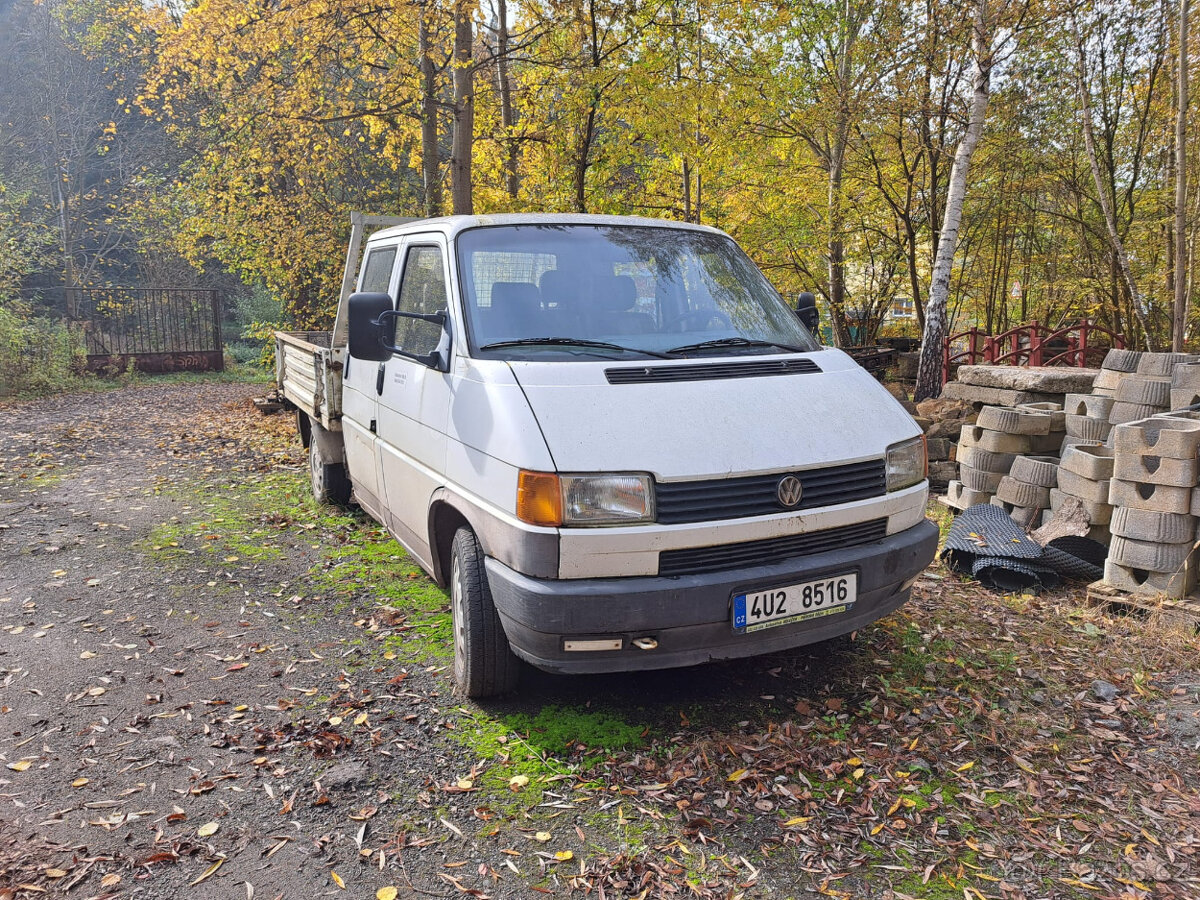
[484,518,939,674]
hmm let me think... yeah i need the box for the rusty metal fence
[67,287,224,372]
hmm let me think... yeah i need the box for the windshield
[455,224,821,360]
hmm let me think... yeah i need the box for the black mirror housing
[348,292,394,361]
[795,292,820,333]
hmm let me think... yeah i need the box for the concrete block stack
[1106,352,1190,425]
[1103,416,1200,597]
[1053,444,1115,541]
[945,405,1055,510]
[992,454,1059,527]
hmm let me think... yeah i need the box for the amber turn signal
[517,470,563,526]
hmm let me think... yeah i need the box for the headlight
[885,435,927,492]
[517,471,654,526]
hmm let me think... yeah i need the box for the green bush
[224,285,286,370]
[0,302,88,397]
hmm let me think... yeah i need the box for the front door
[376,239,454,563]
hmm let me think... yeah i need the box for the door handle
[376,363,385,395]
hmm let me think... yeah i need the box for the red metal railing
[942,320,1125,386]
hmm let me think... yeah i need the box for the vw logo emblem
[776,475,804,509]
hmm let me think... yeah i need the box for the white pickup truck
[275,212,937,697]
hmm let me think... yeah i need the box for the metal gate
[68,288,224,373]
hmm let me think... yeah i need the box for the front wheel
[450,528,520,698]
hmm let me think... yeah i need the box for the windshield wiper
[479,337,674,359]
[666,337,806,355]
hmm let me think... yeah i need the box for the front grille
[655,459,886,525]
[605,358,821,384]
[658,518,888,577]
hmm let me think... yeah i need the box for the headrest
[539,270,576,307]
[593,275,637,312]
[490,281,541,312]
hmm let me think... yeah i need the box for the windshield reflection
[455,225,820,360]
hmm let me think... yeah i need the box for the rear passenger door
[342,241,399,517]
[375,238,454,563]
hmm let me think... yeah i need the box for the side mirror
[348,292,394,361]
[377,309,453,373]
[795,291,819,333]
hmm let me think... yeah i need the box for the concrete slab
[940,382,1062,408]
[955,365,1100,393]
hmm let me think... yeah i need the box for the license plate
[732,573,857,633]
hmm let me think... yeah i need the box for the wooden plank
[1086,579,1200,622]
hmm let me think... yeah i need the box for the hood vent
[606,357,821,385]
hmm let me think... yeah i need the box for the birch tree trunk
[1071,16,1155,349]
[914,0,994,401]
[451,0,475,215]
[496,0,519,200]
[1174,0,1189,350]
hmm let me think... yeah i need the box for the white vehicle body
[277,213,938,696]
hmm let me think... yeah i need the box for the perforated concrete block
[1092,369,1125,393]
[1109,535,1193,572]
[995,476,1051,508]
[958,426,1033,454]
[1136,351,1195,376]
[1049,487,1113,525]
[1103,558,1196,598]
[945,481,992,510]
[1112,452,1199,487]
[1170,388,1200,411]
[1115,375,1172,406]
[1064,414,1112,441]
[1112,417,1200,459]
[1064,393,1114,419]
[1109,507,1196,543]
[1109,401,1166,425]
[1028,432,1063,454]
[959,464,1004,492]
[1108,477,1193,513]
[1057,468,1113,503]
[957,446,1017,473]
[1172,363,1200,389]
[1009,455,1060,487]
[976,406,1053,435]
[1060,444,1115,481]
[1102,348,1142,373]
[1016,402,1066,430]
[1061,436,1104,456]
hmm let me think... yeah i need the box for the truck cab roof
[366,213,726,244]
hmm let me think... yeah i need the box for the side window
[360,246,398,295]
[395,245,448,356]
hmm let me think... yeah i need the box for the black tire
[308,422,351,506]
[450,528,520,698]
